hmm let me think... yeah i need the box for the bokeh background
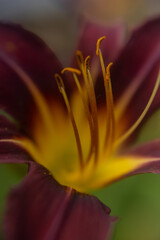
[0,0,160,239]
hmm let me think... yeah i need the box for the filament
[61,68,95,162]
[84,56,99,162]
[96,37,115,153]
[76,51,100,163]
[115,71,160,147]
[103,63,115,153]
[55,74,84,169]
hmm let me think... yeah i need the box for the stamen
[75,52,100,163]
[55,74,84,169]
[84,56,99,163]
[115,71,160,147]
[61,68,81,75]
[61,68,95,162]
[103,63,115,153]
[96,37,116,155]
[0,51,54,133]
[55,74,65,92]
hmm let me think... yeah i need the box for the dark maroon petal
[0,141,32,164]
[75,21,126,61]
[125,139,160,159]
[111,17,160,131]
[124,139,160,176]
[0,22,63,135]
[0,115,19,140]
[4,163,115,240]
[0,115,32,163]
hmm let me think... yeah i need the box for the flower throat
[0,36,159,192]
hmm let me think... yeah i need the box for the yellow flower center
[2,37,159,193]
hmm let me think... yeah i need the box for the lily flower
[0,17,160,240]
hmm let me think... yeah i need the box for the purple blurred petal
[125,139,160,159]
[0,22,63,135]
[111,17,160,131]
[4,163,115,240]
[75,20,126,61]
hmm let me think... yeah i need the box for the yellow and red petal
[100,139,160,187]
[78,139,160,191]
[124,139,160,175]
[4,163,116,240]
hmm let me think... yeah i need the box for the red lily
[0,17,159,240]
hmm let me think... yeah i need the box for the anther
[105,62,114,104]
[61,68,81,75]
[85,56,91,70]
[96,36,106,56]
[106,62,113,81]
[96,37,106,81]
[55,73,65,93]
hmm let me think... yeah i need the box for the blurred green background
[0,111,160,239]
